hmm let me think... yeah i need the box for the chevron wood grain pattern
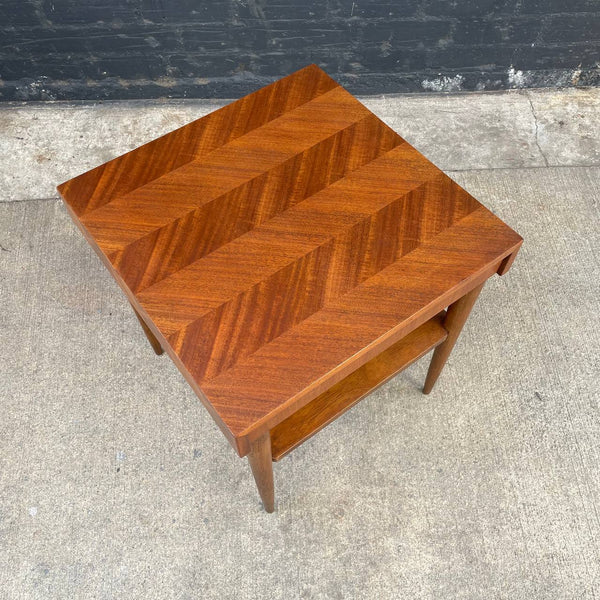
[58,64,523,459]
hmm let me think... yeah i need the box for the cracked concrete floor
[1,87,599,599]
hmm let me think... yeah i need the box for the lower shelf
[270,312,448,461]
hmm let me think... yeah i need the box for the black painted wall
[1,0,599,101]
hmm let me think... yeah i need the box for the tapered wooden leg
[423,282,485,394]
[248,432,275,513]
[131,304,164,355]
[497,249,520,276]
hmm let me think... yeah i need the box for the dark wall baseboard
[1,0,599,101]
[4,67,600,102]
[3,68,599,102]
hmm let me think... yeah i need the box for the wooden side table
[58,65,522,512]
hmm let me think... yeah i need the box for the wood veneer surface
[58,64,522,455]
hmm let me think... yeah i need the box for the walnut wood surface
[131,304,164,355]
[423,283,485,394]
[270,312,448,461]
[57,64,522,457]
[247,432,274,513]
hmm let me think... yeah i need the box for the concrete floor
[1,88,599,599]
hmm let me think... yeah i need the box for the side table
[58,65,522,512]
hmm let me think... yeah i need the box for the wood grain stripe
[169,174,479,381]
[57,64,338,217]
[200,206,522,436]
[135,143,441,336]
[109,112,403,293]
[79,85,372,254]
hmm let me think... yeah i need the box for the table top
[58,64,522,455]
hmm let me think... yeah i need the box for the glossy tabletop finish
[58,64,522,456]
